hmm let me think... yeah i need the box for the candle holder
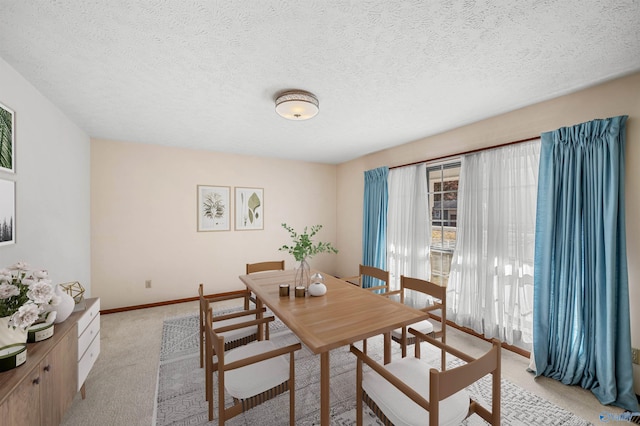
[279,284,290,297]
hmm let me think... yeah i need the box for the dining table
[238,269,431,426]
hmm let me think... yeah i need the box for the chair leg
[217,374,225,424]
[199,320,204,369]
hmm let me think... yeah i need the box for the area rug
[155,311,593,425]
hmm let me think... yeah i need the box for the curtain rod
[389,135,541,169]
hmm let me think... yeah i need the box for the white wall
[0,57,91,290]
[336,71,640,394]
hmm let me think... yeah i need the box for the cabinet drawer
[78,314,100,360]
[78,331,100,391]
[77,298,100,333]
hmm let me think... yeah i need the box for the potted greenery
[279,223,338,289]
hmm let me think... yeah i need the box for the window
[427,161,460,286]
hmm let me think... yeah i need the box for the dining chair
[343,264,390,294]
[350,330,501,426]
[391,275,447,366]
[245,260,285,308]
[246,260,285,274]
[198,283,266,369]
[343,264,391,354]
[205,308,301,424]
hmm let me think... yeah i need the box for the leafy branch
[279,223,338,262]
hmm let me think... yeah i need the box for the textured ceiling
[1,1,639,164]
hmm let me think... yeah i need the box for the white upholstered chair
[390,275,446,366]
[245,260,285,308]
[198,283,265,369]
[246,260,285,275]
[205,309,301,424]
[350,331,501,426]
[343,264,391,294]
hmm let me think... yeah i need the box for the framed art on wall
[0,101,15,174]
[197,185,230,232]
[235,187,263,230]
[0,178,15,246]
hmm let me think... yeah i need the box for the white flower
[0,283,20,299]
[10,302,41,329]
[1,262,58,325]
[32,270,49,279]
[0,269,11,281]
[20,278,36,287]
[27,280,55,304]
[9,262,29,271]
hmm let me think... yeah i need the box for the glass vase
[295,258,310,290]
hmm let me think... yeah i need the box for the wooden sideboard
[0,298,100,425]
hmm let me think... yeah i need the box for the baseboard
[100,290,247,315]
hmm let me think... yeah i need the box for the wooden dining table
[238,269,431,426]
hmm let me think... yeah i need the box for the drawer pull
[43,365,51,372]
[32,377,40,385]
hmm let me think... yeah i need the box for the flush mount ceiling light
[275,90,319,120]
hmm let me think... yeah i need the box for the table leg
[320,351,330,426]
[384,332,391,364]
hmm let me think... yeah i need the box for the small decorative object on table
[308,273,327,297]
[59,281,86,304]
[279,284,290,297]
[53,284,75,324]
[0,261,59,371]
[279,223,338,291]
[27,310,56,343]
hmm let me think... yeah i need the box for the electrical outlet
[632,348,639,365]
[145,280,152,289]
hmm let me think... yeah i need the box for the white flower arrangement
[0,262,59,329]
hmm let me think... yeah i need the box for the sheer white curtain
[387,163,430,307]
[447,140,540,346]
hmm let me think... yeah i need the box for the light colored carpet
[59,300,626,426]
[156,311,593,425]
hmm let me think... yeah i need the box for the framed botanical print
[0,101,15,174]
[0,178,15,246]
[197,185,230,231]
[235,187,263,230]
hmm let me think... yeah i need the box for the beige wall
[91,139,337,310]
[336,71,640,393]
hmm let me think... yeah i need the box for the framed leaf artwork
[235,187,263,230]
[0,101,15,174]
[197,185,230,232]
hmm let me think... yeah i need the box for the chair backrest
[400,276,446,328]
[246,260,285,274]
[350,337,501,426]
[359,264,390,293]
[428,338,501,425]
[400,275,447,368]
